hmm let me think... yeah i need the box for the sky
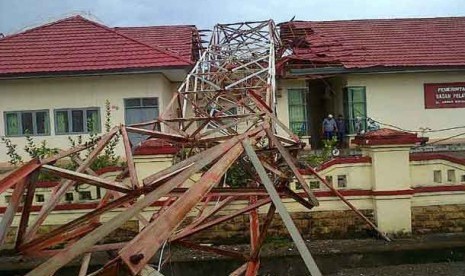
[1,0,465,35]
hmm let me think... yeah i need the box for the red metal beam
[121,127,139,188]
[41,165,132,193]
[15,171,39,248]
[125,126,189,143]
[265,128,319,207]
[119,142,245,275]
[0,178,27,245]
[245,194,260,276]
[302,163,391,242]
[18,191,141,253]
[25,128,249,276]
[25,127,119,242]
[172,197,272,241]
[0,158,40,195]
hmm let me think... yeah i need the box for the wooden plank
[242,139,322,276]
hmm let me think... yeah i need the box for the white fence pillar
[353,129,424,234]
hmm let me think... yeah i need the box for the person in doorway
[336,114,346,147]
[355,116,363,135]
[322,114,338,140]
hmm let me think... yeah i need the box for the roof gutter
[288,66,465,76]
[0,65,192,80]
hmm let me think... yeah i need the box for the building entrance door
[308,81,329,148]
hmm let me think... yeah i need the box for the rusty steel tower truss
[0,20,386,276]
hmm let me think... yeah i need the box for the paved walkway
[329,261,465,276]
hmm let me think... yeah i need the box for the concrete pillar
[353,129,424,234]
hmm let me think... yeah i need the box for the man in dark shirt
[322,114,338,140]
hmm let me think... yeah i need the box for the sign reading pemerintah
[424,82,465,109]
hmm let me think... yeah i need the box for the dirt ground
[328,261,465,276]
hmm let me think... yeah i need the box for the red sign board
[424,82,465,109]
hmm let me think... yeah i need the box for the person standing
[322,114,338,140]
[355,116,363,135]
[336,114,346,147]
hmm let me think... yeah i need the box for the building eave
[0,65,192,82]
[287,66,465,77]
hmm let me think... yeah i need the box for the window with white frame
[344,87,367,134]
[35,194,45,203]
[65,192,74,202]
[447,169,456,182]
[288,88,309,137]
[309,181,320,189]
[325,175,333,187]
[54,108,100,134]
[433,170,442,183]
[337,175,347,188]
[4,110,50,136]
[79,191,92,201]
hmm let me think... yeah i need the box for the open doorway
[307,79,337,148]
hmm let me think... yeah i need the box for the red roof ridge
[113,26,193,62]
[290,16,465,25]
[0,15,83,42]
[115,25,196,29]
[75,16,193,66]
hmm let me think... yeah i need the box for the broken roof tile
[281,17,465,69]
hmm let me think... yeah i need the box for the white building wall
[346,71,465,141]
[0,73,175,164]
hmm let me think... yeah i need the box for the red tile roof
[281,17,465,70]
[0,16,193,76]
[115,25,197,62]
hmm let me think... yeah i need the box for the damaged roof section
[280,17,465,75]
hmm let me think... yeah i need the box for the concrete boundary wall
[1,129,465,239]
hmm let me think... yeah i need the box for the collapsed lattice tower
[0,20,386,276]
